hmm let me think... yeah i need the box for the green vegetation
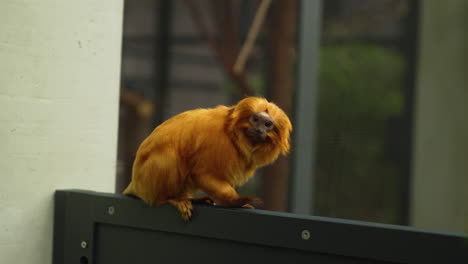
[314,43,405,223]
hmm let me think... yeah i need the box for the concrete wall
[411,0,468,232]
[0,0,123,263]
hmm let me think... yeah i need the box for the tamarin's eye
[265,121,273,128]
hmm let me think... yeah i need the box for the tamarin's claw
[181,210,192,221]
[168,199,193,221]
[242,204,255,209]
[233,196,263,208]
[246,197,263,207]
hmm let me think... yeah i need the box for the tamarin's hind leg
[167,199,193,221]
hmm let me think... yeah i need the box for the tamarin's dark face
[246,112,275,143]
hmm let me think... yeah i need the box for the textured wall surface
[411,0,468,232]
[0,0,123,262]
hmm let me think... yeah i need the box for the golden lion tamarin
[123,97,292,220]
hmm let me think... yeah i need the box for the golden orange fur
[123,97,292,220]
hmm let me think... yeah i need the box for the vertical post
[155,0,173,124]
[262,0,296,212]
[397,0,420,225]
[410,0,468,232]
[290,0,322,215]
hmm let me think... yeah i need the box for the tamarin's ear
[278,126,292,155]
[274,111,292,155]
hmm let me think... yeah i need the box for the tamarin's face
[246,112,275,143]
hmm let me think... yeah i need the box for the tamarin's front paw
[190,196,216,206]
[226,196,263,208]
[244,197,263,208]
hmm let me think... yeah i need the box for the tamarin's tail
[123,182,135,195]
[122,182,144,201]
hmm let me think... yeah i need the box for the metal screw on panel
[80,241,88,249]
[107,206,115,215]
[301,229,311,240]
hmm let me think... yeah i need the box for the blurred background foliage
[315,43,404,223]
[225,73,266,98]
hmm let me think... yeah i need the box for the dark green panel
[53,190,468,264]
